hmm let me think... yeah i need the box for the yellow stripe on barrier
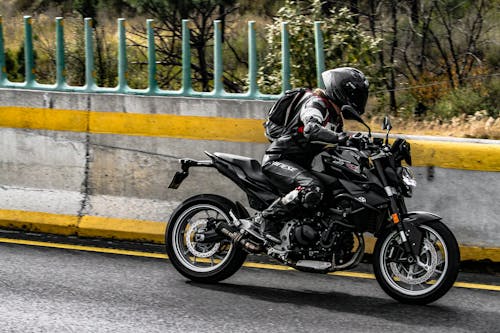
[409,140,500,171]
[89,110,267,143]
[0,106,267,143]
[0,106,499,171]
[0,106,88,132]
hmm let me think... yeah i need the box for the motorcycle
[166,106,460,305]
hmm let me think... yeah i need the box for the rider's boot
[257,189,302,244]
[260,219,282,244]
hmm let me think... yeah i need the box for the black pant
[262,159,324,197]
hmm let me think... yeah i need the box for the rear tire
[165,194,248,283]
[373,220,460,305]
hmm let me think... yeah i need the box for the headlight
[402,166,417,187]
[401,166,416,199]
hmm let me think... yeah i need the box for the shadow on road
[189,280,498,331]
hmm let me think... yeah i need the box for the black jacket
[264,92,343,168]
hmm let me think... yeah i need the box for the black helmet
[321,67,369,115]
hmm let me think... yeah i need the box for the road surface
[0,239,498,332]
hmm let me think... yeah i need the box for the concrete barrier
[0,88,499,261]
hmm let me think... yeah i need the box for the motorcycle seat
[213,152,271,185]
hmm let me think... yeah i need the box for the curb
[0,209,166,244]
[0,208,498,262]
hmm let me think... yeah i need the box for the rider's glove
[337,132,349,145]
[303,119,342,144]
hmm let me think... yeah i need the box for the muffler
[216,222,263,253]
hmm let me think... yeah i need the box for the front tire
[165,194,248,283]
[373,220,460,305]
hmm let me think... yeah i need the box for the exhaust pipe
[216,222,262,253]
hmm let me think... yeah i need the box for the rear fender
[168,157,213,189]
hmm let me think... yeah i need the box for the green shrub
[484,76,500,118]
[258,0,380,94]
[432,86,492,119]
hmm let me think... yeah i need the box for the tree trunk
[410,0,420,25]
[95,29,106,86]
[350,0,359,24]
[195,44,210,91]
[389,0,398,114]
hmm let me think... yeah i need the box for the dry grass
[347,111,500,140]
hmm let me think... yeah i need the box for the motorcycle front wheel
[373,220,460,305]
[165,194,248,283]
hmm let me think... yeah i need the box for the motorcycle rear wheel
[165,194,248,283]
[373,220,459,305]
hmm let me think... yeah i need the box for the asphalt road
[0,241,499,333]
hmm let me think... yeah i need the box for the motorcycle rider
[259,67,369,243]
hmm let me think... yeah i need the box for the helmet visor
[348,88,368,115]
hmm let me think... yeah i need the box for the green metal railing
[0,16,327,100]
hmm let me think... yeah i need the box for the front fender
[401,211,441,257]
[403,211,441,225]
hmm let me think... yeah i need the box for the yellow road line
[1,237,498,292]
[0,106,499,171]
[243,261,295,271]
[329,271,376,279]
[453,282,500,292]
[0,237,168,259]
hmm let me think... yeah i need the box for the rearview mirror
[341,105,372,137]
[382,116,392,131]
[341,105,363,122]
[382,115,392,144]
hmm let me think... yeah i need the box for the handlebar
[346,132,370,150]
[342,132,387,156]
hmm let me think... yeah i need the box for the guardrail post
[84,18,96,91]
[55,17,66,89]
[146,19,158,94]
[314,21,325,89]
[247,21,258,98]
[117,18,128,93]
[180,19,192,96]
[0,16,6,85]
[213,20,224,96]
[281,22,291,93]
[24,16,36,87]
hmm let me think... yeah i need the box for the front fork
[373,159,422,262]
[389,199,421,263]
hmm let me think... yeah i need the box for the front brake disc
[389,238,438,285]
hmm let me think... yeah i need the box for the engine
[279,217,356,265]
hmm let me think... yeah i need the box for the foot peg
[264,233,282,244]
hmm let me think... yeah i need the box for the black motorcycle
[166,106,460,305]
